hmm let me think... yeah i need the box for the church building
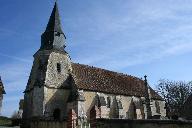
[22,2,166,127]
[0,76,6,115]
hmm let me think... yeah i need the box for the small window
[118,100,123,109]
[133,103,137,119]
[55,32,61,37]
[107,97,111,108]
[57,63,61,73]
[155,101,161,114]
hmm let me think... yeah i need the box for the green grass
[0,116,12,126]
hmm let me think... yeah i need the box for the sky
[0,0,192,117]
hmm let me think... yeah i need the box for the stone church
[22,2,166,126]
[0,76,6,115]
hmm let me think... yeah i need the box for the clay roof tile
[71,63,162,100]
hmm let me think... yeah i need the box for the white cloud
[2,0,192,117]
[69,0,192,70]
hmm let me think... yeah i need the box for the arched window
[133,103,137,119]
[128,100,137,119]
[95,95,101,107]
[118,100,123,109]
[107,97,111,108]
[111,98,119,118]
[53,108,61,121]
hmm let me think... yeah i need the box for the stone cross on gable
[144,75,152,119]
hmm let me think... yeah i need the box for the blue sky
[1,0,192,117]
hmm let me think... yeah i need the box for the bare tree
[157,79,192,118]
[11,110,19,119]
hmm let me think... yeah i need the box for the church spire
[40,1,66,52]
[45,2,64,34]
[0,77,6,94]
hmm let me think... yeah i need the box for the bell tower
[23,2,72,122]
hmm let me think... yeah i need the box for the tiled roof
[71,63,163,100]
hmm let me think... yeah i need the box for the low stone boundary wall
[25,118,192,128]
[95,119,192,128]
[30,121,67,128]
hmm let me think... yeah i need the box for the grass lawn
[0,116,12,126]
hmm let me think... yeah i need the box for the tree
[157,79,192,118]
[11,111,19,119]
[11,110,22,126]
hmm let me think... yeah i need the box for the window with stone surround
[118,100,123,109]
[57,63,61,73]
[127,101,137,119]
[133,103,137,119]
[155,101,161,114]
[107,97,111,108]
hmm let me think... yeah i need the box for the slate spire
[45,2,64,34]
[0,77,6,94]
[41,1,66,52]
[0,77,2,89]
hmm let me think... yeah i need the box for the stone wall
[23,91,33,119]
[45,52,72,88]
[95,119,192,128]
[32,86,44,117]
[23,50,49,119]
[44,87,70,120]
[29,119,192,128]
[82,90,166,120]
[23,50,73,120]
[30,121,67,128]
[43,51,72,120]
[151,100,166,117]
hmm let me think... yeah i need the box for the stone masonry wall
[23,91,33,119]
[23,50,49,119]
[82,90,166,121]
[32,86,44,117]
[45,52,72,88]
[43,51,72,120]
[151,100,166,117]
[30,121,67,128]
[29,119,192,128]
[44,87,70,120]
[23,50,73,120]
